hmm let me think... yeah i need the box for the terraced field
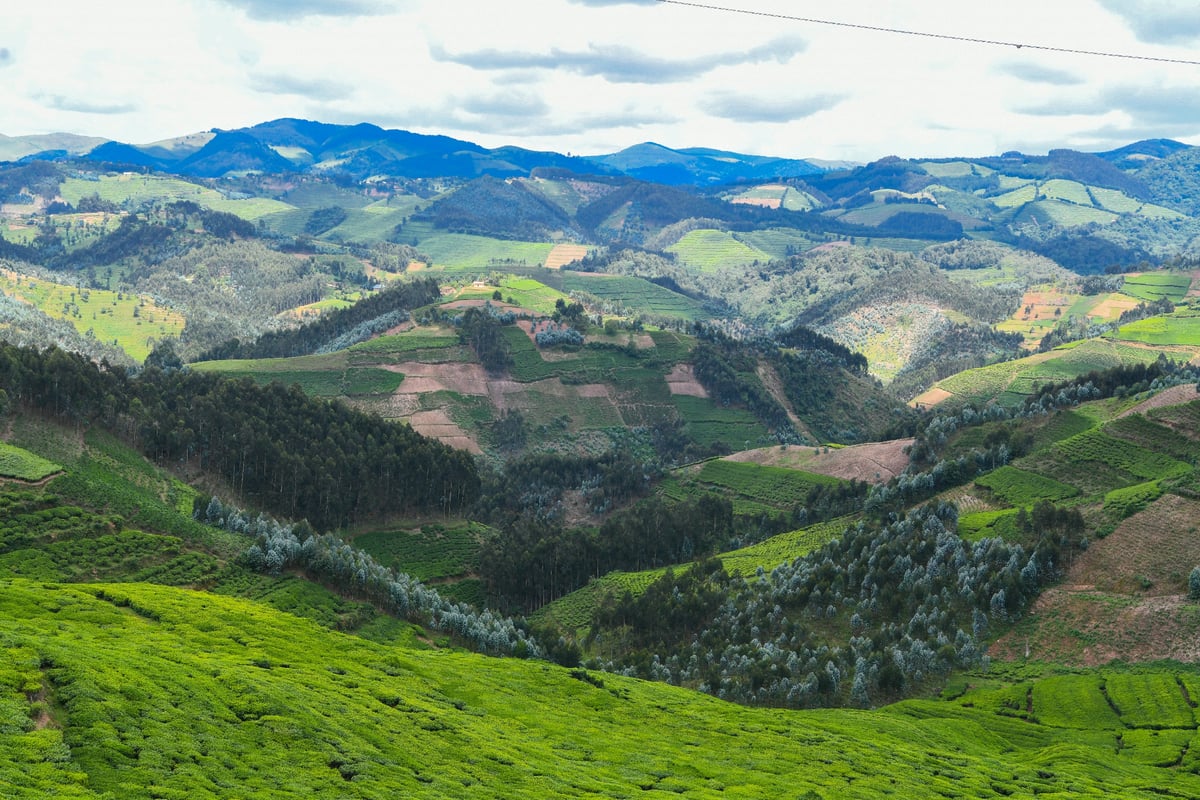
[925,339,1168,408]
[561,273,710,320]
[666,229,772,272]
[1119,272,1193,303]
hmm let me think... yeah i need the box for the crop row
[973,466,1079,506]
[1054,429,1191,482]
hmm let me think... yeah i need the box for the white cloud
[0,0,1198,161]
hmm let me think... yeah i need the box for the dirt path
[754,363,815,442]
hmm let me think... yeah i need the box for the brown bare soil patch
[754,363,813,440]
[544,244,589,269]
[1089,293,1141,321]
[730,197,782,209]
[1118,383,1199,418]
[406,410,482,454]
[990,589,1200,665]
[726,438,913,484]
[990,494,1200,665]
[391,362,491,396]
[666,364,707,398]
[405,261,426,272]
[809,241,853,254]
[1071,494,1200,596]
[1012,289,1076,324]
[910,386,953,410]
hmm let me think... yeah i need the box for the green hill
[3,579,1199,798]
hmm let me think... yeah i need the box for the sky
[3,0,1200,163]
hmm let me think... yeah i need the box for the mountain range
[2,117,1189,186]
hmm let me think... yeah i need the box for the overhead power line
[655,0,1200,66]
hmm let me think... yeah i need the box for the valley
[3,119,1200,796]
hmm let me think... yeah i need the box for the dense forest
[0,342,477,529]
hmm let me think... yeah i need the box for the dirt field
[544,244,588,269]
[909,386,953,409]
[730,197,781,209]
[990,494,1200,665]
[725,438,914,483]
[1088,293,1141,321]
[1118,383,1199,418]
[665,364,707,397]
[405,409,482,454]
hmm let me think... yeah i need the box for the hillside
[2,578,1198,798]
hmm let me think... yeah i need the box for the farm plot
[530,569,666,630]
[1105,673,1196,729]
[957,509,1021,542]
[1115,313,1200,346]
[1071,494,1200,595]
[671,396,771,450]
[1053,428,1192,482]
[1105,413,1200,462]
[666,229,772,272]
[935,339,1164,408]
[351,522,484,582]
[0,443,61,482]
[719,518,853,576]
[1031,674,1124,729]
[974,466,1078,506]
[561,273,709,321]
[1119,272,1192,303]
[691,459,843,510]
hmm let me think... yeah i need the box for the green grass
[0,272,186,362]
[59,175,293,220]
[394,222,555,270]
[1116,314,1200,346]
[0,443,61,481]
[2,581,1200,798]
[666,229,772,272]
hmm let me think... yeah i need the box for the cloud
[700,92,844,123]
[250,73,354,101]
[1096,0,1200,44]
[0,47,11,68]
[997,62,1084,86]
[36,94,138,115]
[347,101,667,139]
[1017,84,1200,126]
[216,0,394,21]
[568,0,657,5]
[431,36,807,84]
[458,91,549,120]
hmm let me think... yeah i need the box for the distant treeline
[0,341,477,529]
[195,276,441,361]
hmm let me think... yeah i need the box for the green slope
[2,579,1198,799]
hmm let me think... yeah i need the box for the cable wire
[655,0,1200,66]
